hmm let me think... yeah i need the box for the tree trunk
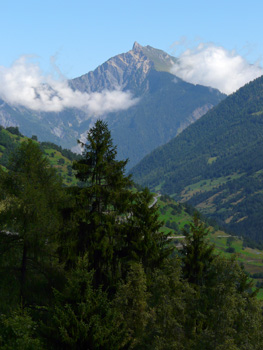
[20,242,27,305]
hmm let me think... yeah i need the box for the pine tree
[73,119,133,216]
[122,188,172,272]
[71,120,133,287]
[47,255,123,350]
[0,140,64,307]
[181,213,215,287]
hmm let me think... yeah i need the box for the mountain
[131,75,263,241]
[0,42,226,169]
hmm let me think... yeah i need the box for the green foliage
[0,126,79,186]
[6,126,23,136]
[181,216,263,349]
[0,140,65,306]
[47,255,123,350]
[225,246,235,253]
[0,307,43,350]
[181,214,215,286]
[69,120,134,287]
[113,262,152,349]
[124,188,173,271]
[145,259,189,350]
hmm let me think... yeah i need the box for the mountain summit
[70,42,176,94]
[0,43,226,168]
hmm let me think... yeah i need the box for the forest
[0,120,263,349]
[131,75,263,242]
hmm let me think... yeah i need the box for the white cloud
[170,43,263,94]
[0,56,138,113]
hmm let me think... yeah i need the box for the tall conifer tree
[0,140,64,307]
[72,120,133,287]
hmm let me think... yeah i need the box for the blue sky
[1,0,263,78]
[0,0,262,113]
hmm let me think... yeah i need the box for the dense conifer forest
[0,120,263,349]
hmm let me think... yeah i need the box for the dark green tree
[181,214,215,287]
[70,119,134,287]
[0,307,43,349]
[113,262,152,349]
[180,214,216,344]
[69,120,171,289]
[46,255,124,350]
[123,188,172,272]
[144,258,191,350]
[0,140,65,307]
[181,214,263,349]
[73,119,133,216]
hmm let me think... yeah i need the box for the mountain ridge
[0,42,226,169]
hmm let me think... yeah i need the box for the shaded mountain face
[0,42,226,169]
[131,75,263,241]
[107,70,224,169]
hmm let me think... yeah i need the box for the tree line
[0,120,262,349]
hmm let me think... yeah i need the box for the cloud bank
[171,43,263,94]
[0,56,138,113]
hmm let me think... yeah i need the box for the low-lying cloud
[0,56,138,113]
[171,43,263,94]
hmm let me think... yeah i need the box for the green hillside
[0,126,80,185]
[131,75,263,242]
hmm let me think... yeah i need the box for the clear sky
[1,0,263,79]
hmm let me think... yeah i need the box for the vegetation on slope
[0,125,80,185]
[131,75,263,241]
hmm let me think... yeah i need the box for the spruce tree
[181,213,215,287]
[71,119,133,287]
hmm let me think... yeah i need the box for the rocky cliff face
[69,42,175,94]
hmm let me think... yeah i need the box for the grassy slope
[0,127,78,186]
[156,194,263,299]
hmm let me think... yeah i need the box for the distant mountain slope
[0,43,226,169]
[131,76,263,241]
[107,70,223,168]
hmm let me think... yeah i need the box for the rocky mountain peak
[70,42,154,94]
[132,41,143,52]
[69,43,179,95]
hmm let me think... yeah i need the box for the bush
[58,158,65,165]
[225,247,235,253]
